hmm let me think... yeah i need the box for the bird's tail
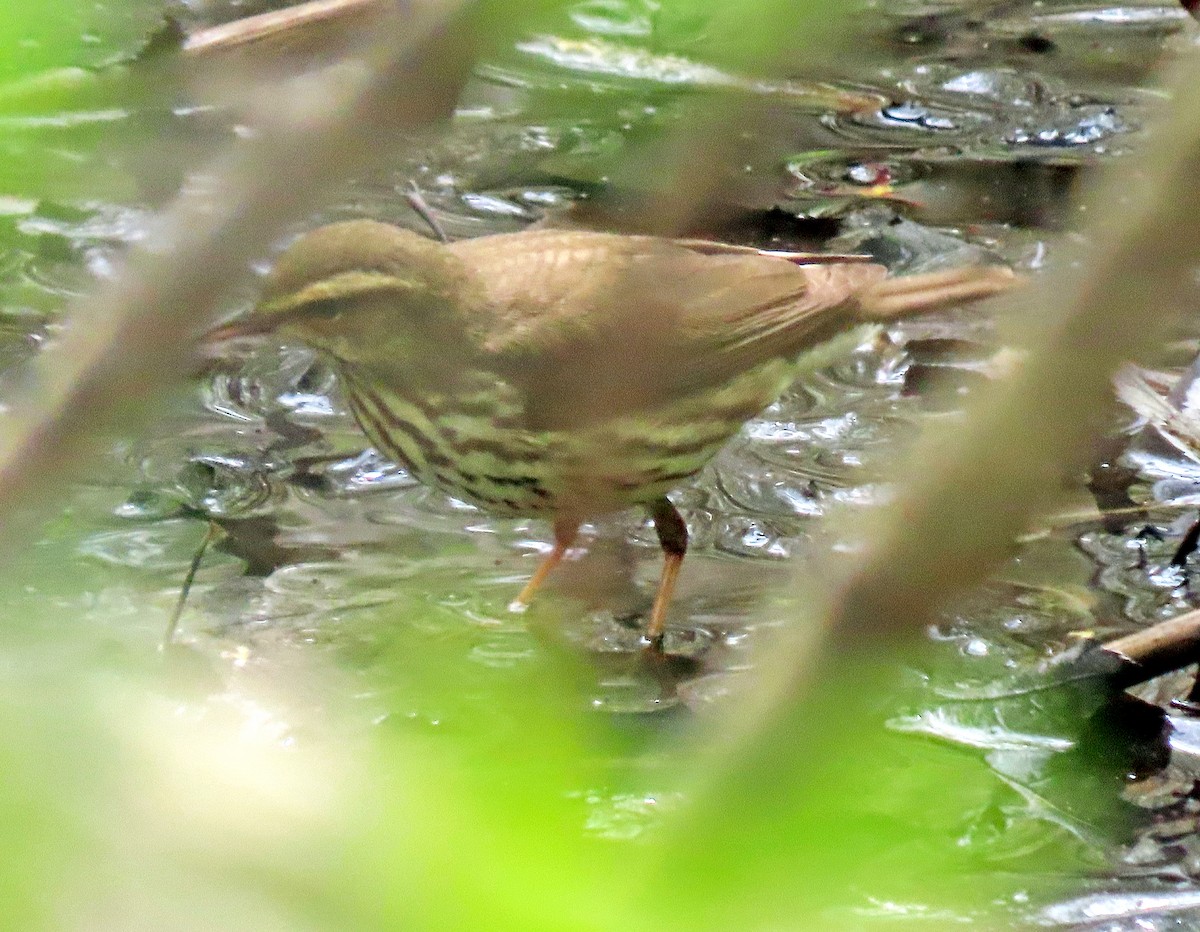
[856,265,1021,320]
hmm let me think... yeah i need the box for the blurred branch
[656,33,1200,908]
[574,0,865,235]
[812,49,1200,646]
[765,37,1200,698]
[0,0,563,550]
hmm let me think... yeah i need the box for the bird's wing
[449,230,886,427]
[451,230,882,354]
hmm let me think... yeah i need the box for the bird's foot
[641,631,666,654]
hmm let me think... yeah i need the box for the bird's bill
[203,314,273,344]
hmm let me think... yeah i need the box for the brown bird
[210,221,1017,648]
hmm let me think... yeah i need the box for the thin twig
[162,520,220,649]
[182,0,387,56]
[1096,609,1200,688]
[403,181,452,243]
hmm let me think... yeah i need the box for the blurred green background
[0,1,1168,928]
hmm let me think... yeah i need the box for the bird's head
[208,219,481,370]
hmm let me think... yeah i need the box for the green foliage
[11,2,178,77]
[0,500,1074,929]
[0,3,170,202]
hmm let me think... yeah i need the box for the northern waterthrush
[210,221,1017,648]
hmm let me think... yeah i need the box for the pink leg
[645,498,688,651]
[510,517,581,610]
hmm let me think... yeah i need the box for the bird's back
[449,229,887,431]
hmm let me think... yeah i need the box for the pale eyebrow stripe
[259,270,414,314]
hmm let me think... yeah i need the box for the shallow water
[6,0,1200,926]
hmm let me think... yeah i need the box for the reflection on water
[6,0,1200,925]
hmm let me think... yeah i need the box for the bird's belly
[549,419,734,512]
[341,362,790,517]
[347,405,728,517]
[357,416,728,517]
